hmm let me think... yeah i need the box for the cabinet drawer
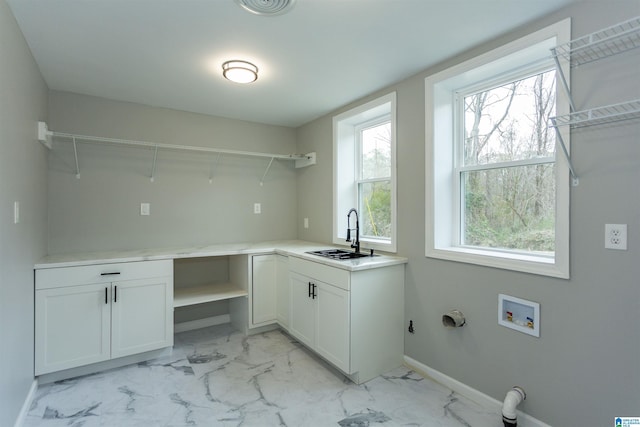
[289,257,350,290]
[36,260,173,290]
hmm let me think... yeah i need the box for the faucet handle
[346,228,351,242]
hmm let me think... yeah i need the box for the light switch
[140,203,150,216]
[14,201,19,224]
[304,218,309,229]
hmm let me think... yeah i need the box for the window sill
[333,237,396,254]
[426,245,568,279]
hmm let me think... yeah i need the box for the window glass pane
[358,180,391,239]
[463,70,556,166]
[361,122,391,179]
[462,163,555,253]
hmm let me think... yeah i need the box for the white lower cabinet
[35,260,173,375]
[110,277,173,358]
[251,255,277,325]
[288,256,404,383]
[289,272,318,348]
[290,273,350,371]
[250,254,290,329]
[35,283,111,373]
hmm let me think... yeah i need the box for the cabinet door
[289,272,315,348]
[252,255,277,325]
[316,282,350,373]
[111,277,173,359]
[35,283,111,375]
[275,255,289,327]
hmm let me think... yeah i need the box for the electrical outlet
[304,218,309,229]
[140,203,150,216]
[605,224,627,250]
[254,203,261,214]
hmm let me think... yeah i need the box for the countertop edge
[35,240,408,272]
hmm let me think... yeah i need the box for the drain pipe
[502,386,526,427]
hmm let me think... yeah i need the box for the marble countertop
[34,240,407,272]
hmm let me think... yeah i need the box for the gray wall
[0,0,49,425]
[47,91,299,254]
[296,2,640,425]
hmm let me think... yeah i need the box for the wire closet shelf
[37,122,316,184]
[550,16,640,67]
[548,16,640,186]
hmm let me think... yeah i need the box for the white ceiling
[8,0,577,128]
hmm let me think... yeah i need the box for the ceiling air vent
[234,0,296,16]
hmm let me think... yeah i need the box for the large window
[426,20,571,278]
[459,70,556,252]
[334,93,396,252]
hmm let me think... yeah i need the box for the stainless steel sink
[306,249,375,260]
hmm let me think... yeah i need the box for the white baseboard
[14,379,38,427]
[403,356,551,427]
[174,314,231,333]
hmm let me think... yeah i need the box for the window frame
[333,92,397,253]
[355,118,392,241]
[425,19,571,278]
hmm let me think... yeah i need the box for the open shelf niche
[173,255,249,308]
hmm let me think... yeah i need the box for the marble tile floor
[24,325,500,427]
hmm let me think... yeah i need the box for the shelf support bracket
[551,51,576,112]
[260,157,275,186]
[209,153,222,184]
[150,146,158,183]
[551,118,579,186]
[72,137,81,179]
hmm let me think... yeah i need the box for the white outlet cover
[605,224,627,250]
[140,203,150,216]
[254,203,261,214]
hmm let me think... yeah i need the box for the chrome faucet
[346,208,360,254]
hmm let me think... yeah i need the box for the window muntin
[456,70,557,254]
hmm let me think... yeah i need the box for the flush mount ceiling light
[222,60,258,84]
[234,0,296,16]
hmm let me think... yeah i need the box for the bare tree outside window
[359,122,392,239]
[461,70,556,253]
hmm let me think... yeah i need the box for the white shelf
[549,16,640,186]
[174,282,247,308]
[551,16,640,67]
[36,121,316,183]
[550,99,640,129]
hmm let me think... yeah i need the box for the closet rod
[37,122,312,162]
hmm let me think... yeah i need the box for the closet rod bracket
[295,152,316,168]
[38,121,53,149]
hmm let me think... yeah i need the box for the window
[334,93,396,252]
[426,20,571,278]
